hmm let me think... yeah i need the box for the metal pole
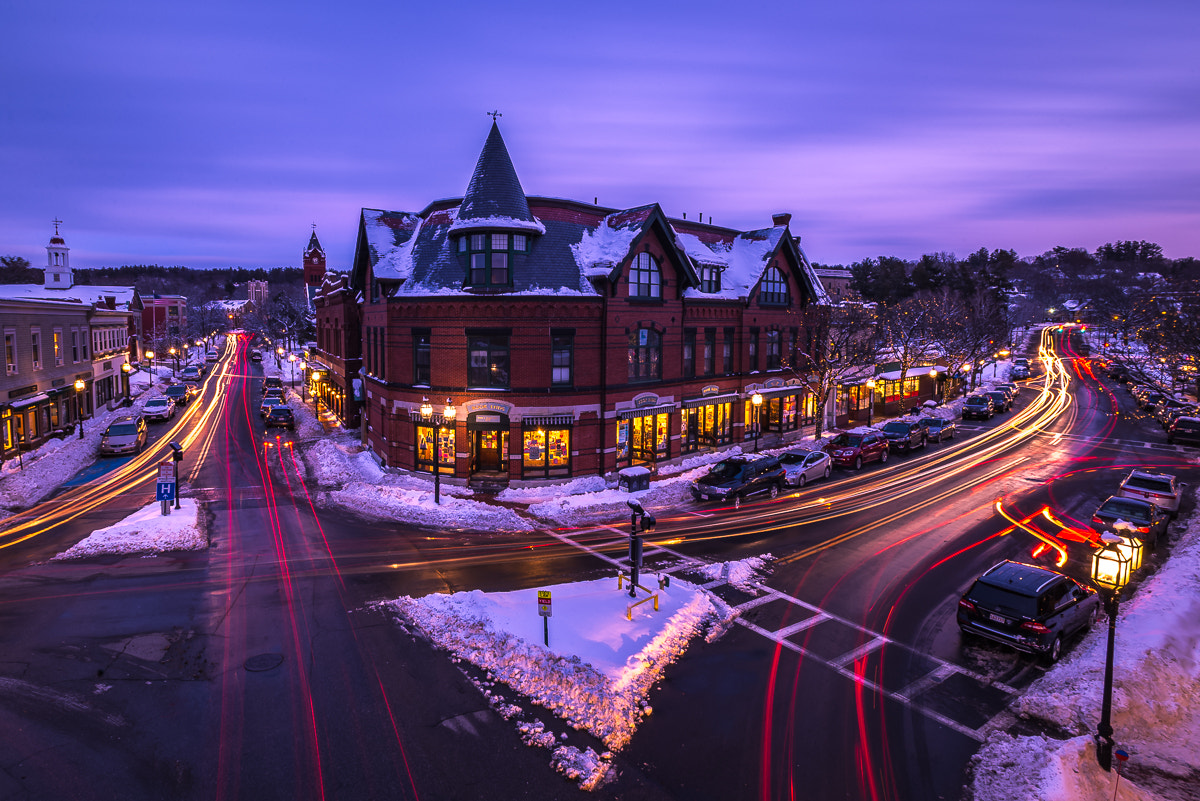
[77,393,84,439]
[434,424,441,505]
[868,387,873,427]
[1095,591,1119,771]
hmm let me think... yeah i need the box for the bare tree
[788,303,878,438]
[876,298,938,413]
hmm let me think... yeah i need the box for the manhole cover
[244,653,284,672]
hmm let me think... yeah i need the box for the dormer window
[629,253,661,299]
[462,232,526,287]
[700,264,721,293]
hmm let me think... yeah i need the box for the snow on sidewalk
[379,569,741,789]
[51,498,206,560]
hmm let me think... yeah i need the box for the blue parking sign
[156,482,175,501]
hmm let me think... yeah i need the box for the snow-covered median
[52,498,206,560]
[380,574,736,789]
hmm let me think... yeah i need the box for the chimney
[772,212,792,227]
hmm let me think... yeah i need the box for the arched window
[629,253,661,299]
[759,267,789,305]
[628,327,661,382]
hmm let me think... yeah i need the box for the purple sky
[3,1,1198,271]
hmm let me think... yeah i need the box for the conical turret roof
[305,229,324,255]
[456,121,535,225]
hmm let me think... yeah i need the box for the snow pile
[970,502,1200,800]
[381,576,733,787]
[571,219,640,276]
[694,554,774,592]
[326,482,534,532]
[304,438,384,488]
[52,499,206,560]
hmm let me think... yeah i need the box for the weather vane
[312,222,317,232]
[487,110,502,120]
[52,218,63,235]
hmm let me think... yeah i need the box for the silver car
[778,448,832,487]
[143,396,176,422]
[1117,470,1181,517]
[99,415,148,456]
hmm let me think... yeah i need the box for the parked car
[205,350,220,363]
[1091,495,1168,549]
[1167,416,1200,446]
[265,405,295,430]
[778,448,832,487]
[983,390,1012,413]
[249,350,263,362]
[824,429,889,470]
[1161,405,1199,432]
[880,420,926,453]
[1010,364,1030,379]
[996,383,1020,400]
[99,415,148,456]
[957,560,1101,663]
[690,455,785,506]
[1153,398,1192,427]
[1107,364,1130,382]
[164,382,198,407]
[142,396,176,422]
[962,395,995,420]
[260,396,285,417]
[918,417,956,442]
[1117,470,1182,517]
[179,365,203,382]
[263,376,283,394]
[1137,391,1166,411]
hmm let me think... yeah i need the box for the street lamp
[312,371,322,413]
[169,346,178,377]
[121,362,132,406]
[300,360,307,400]
[865,379,876,426]
[751,391,763,452]
[1091,532,1133,772]
[288,353,297,387]
[74,379,86,439]
[145,349,155,375]
[928,367,939,402]
[276,346,284,368]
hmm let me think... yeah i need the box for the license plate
[988,613,1007,624]
[701,494,709,501]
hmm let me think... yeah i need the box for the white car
[143,396,176,422]
[1117,470,1182,517]
[778,448,833,487]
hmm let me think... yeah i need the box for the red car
[823,429,890,470]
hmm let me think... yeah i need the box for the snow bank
[381,575,735,787]
[325,482,534,532]
[52,498,206,560]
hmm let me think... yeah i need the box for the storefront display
[415,423,454,473]
[522,424,571,478]
[617,408,670,467]
[681,400,732,453]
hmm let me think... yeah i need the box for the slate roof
[305,230,324,256]
[451,121,540,232]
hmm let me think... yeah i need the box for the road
[0,326,1191,800]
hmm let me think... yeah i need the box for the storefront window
[681,402,732,454]
[617,412,669,467]
[523,427,571,478]
[416,424,454,473]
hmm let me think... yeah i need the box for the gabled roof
[450,121,543,234]
[0,283,142,311]
[675,223,831,304]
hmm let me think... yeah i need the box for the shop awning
[521,415,573,427]
[751,386,804,400]
[618,403,675,420]
[682,393,740,409]
[9,393,49,409]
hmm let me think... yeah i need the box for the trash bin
[618,466,651,492]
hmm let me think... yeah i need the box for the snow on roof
[677,228,781,300]
[571,213,642,277]
[0,283,138,310]
[448,214,546,235]
[363,209,423,281]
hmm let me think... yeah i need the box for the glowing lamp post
[300,361,307,400]
[420,398,455,505]
[121,362,132,406]
[1091,532,1133,772]
[288,353,297,387]
[145,349,155,374]
[928,367,939,402]
[865,379,875,427]
[751,391,763,452]
[74,378,86,439]
[169,346,178,377]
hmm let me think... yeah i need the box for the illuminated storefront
[414,420,454,475]
[617,403,672,468]
[521,415,572,479]
[468,411,509,474]
[680,391,735,454]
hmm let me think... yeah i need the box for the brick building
[318,122,830,485]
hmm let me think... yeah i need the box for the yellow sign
[537,590,552,617]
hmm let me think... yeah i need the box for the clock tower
[303,226,326,306]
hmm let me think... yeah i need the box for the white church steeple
[45,219,73,289]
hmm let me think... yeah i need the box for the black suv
[962,395,994,420]
[691,455,785,508]
[263,376,283,395]
[164,382,197,407]
[957,561,1100,662]
[983,390,1012,412]
[879,420,926,453]
[1167,416,1200,446]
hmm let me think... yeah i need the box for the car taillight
[1020,621,1051,634]
[958,599,975,613]
[1136,526,1150,534]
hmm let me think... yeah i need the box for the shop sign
[466,399,512,415]
[7,386,37,399]
[701,385,721,396]
[633,394,660,409]
[765,378,784,389]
